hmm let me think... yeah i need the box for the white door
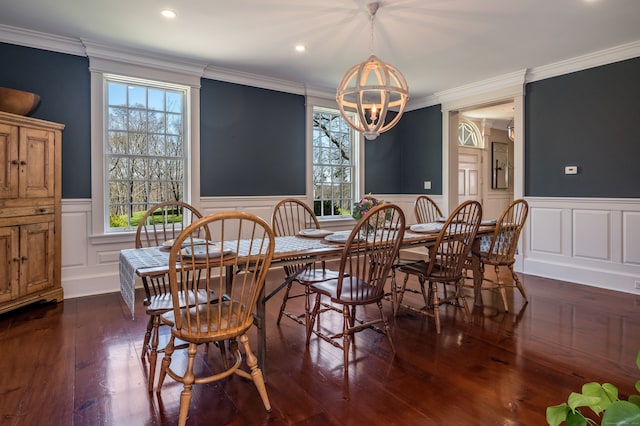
[458,147,482,204]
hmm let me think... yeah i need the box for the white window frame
[104,75,189,232]
[306,97,363,221]
[87,45,203,241]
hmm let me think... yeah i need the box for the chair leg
[377,300,395,353]
[392,272,410,316]
[238,334,271,411]
[495,265,510,312]
[156,335,175,394]
[510,264,528,302]
[219,340,229,370]
[390,268,400,315]
[306,294,321,345]
[342,305,351,375]
[177,343,197,426]
[276,282,294,325]
[147,315,161,392]
[431,282,441,334]
[304,285,313,338]
[142,315,153,360]
[419,277,430,309]
[456,280,471,322]
[349,305,356,328]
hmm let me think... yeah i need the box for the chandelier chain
[367,2,380,55]
[369,9,375,55]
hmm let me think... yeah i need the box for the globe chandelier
[336,2,409,141]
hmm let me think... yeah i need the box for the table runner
[119,247,169,318]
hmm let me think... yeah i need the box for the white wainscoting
[62,195,638,299]
[524,197,640,295]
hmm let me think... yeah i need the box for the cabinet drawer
[0,213,54,227]
[0,204,54,218]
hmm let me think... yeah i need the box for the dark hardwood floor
[1,268,639,426]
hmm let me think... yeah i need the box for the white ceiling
[1,0,639,113]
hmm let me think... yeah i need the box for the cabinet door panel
[0,124,19,200]
[19,222,54,296]
[0,227,19,302]
[19,127,55,199]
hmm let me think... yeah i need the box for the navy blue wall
[365,105,442,194]
[525,57,640,197]
[364,114,402,194]
[199,79,306,196]
[0,42,91,198]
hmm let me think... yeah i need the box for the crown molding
[0,24,85,56]
[83,39,206,80]
[435,70,528,105]
[304,85,336,100]
[204,65,306,96]
[406,94,441,111]
[525,40,640,83]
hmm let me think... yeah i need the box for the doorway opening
[442,92,523,219]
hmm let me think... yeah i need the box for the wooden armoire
[0,110,63,314]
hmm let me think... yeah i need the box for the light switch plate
[564,166,578,175]
[423,181,431,190]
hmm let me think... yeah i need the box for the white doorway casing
[440,78,526,267]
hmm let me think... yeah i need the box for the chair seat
[396,260,428,275]
[476,250,514,266]
[147,289,214,314]
[396,260,459,282]
[161,300,252,340]
[311,277,379,303]
[296,268,340,284]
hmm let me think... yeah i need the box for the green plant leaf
[582,383,603,395]
[547,403,570,426]
[601,401,640,425]
[635,379,640,394]
[628,395,640,408]
[601,383,619,404]
[569,391,604,413]
[565,409,588,426]
[636,351,640,370]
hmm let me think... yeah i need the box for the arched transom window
[458,120,481,147]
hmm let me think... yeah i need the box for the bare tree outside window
[106,79,186,230]
[312,107,357,217]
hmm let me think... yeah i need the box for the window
[312,107,359,218]
[458,120,481,147]
[105,76,187,231]
[87,46,200,239]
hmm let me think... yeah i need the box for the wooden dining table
[119,225,495,376]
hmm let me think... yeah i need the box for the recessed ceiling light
[295,45,306,53]
[161,9,177,19]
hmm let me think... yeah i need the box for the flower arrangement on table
[352,194,387,235]
[352,194,383,221]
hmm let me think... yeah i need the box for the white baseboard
[524,257,640,295]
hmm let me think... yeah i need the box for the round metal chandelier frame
[335,2,409,140]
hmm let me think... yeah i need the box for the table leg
[471,238,484,307]
[256,285,267,381]
[256,270,303,381]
